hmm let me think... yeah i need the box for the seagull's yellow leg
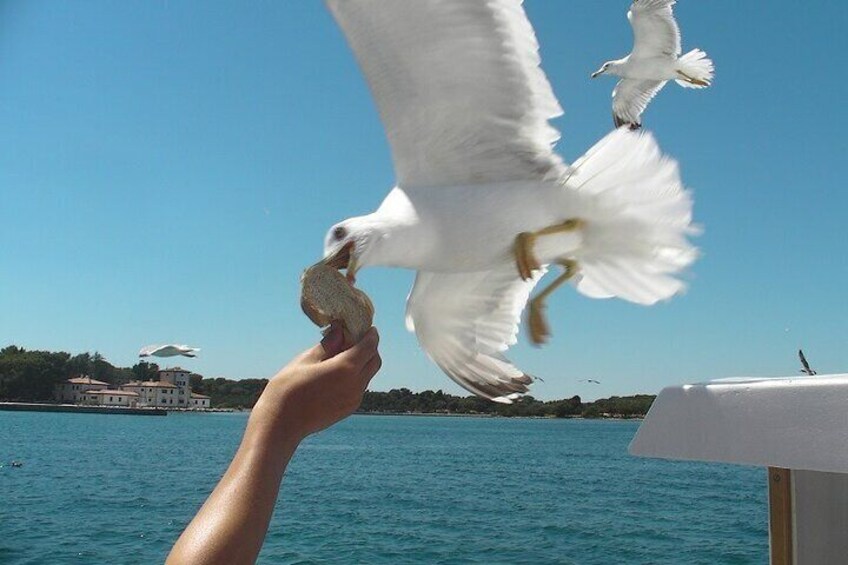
[514,232,538,281]
[513,218,585,281]
[676,70,709,87]
[527,258,579,346]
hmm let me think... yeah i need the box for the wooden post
[768,467,793,565]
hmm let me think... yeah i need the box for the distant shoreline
[354,411,644,421]
[0,402,646,421]
[356,410,494,418]
[0,402,167,416]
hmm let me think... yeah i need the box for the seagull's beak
[590,69,603,79]
[323,241,353,269]
[346,255,359,285]
[322,241,359,284]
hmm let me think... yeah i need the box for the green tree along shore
[1,346,654,418]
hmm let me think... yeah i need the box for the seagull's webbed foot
[528,297,551,345]
[527,258,579,346]
[676,70,709,87]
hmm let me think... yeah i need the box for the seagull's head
[591,61,615,79]
[322,217,377,284]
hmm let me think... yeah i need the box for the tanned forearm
[166,387,302,565]
[166,328,381,565]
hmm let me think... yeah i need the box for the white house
[119,370,209,409]
[158,367,192,408]
[79,389,139,407]
[51,373,211,409]
[190,393,210,409]
[120,380,179,407]
[54,376,109,403]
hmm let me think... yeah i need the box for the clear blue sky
[2,1,846,401]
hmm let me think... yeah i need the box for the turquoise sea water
[1,412,767,564]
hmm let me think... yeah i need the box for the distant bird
[799,349,817,376]
[139,344,200,358]
[320,0,697,403]
[580,379,602,385]
[10,461,23,468]
[591,0,714,129]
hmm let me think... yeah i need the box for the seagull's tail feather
[566,127,698,306]
[675,49,713,89]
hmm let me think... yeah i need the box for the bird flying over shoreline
[320,0,697,402]
[139,344,200,358]
[592,0,714,129]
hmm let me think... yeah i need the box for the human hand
[166,327,379,565]
[255,325,381,442]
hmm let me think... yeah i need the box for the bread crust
[300,263,374,344]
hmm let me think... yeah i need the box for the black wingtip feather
[612,113,640,130]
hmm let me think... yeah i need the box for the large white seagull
[321,0,698,402]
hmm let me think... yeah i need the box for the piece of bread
[300,262,374,344]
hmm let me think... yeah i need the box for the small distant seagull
[139,344,200,358]
[799,349,817,376]
[579,379,602,385]
[591,0,714,129]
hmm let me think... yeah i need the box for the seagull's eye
[332,226,347,240]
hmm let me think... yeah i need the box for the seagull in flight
[321,0,697,402]
[591,0,714,129]
[798,349,817,376]
[580,379,602,385]
[139,344,200,358]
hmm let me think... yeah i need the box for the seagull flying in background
[139,344,200,358]
[799,349,817,376]
[580,379,602,385]
[591,0,714,129]
[320,0,697,402]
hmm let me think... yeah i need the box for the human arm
[166,326,381,565]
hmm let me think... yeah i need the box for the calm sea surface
[1,411,767,564]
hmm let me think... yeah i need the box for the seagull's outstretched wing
[628,0,681,58]
[799,349,816,376]
[612,79,667,128]
[405,267,545,403]
[139,344,200,358]
[139,344,160,357]
[326,0,566,188]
